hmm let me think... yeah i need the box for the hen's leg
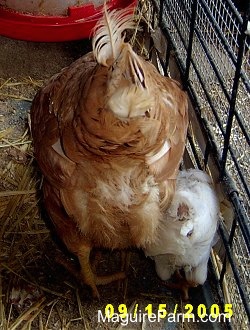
[118,250,131,298]
[77,246,126,298]
[54,247,99,296]
[56,247,126,298]
[91,250,102,273]
[77,246,100,298]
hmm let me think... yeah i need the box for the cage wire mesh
[148,0,250,328]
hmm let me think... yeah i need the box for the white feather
[92,6,135,66]
[107,84,154,118]
[146,139,171,165]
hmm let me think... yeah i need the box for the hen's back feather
[31,8,188,250]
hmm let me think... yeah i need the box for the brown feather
[31,8,188,290]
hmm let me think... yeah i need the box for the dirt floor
[0,34,226,330]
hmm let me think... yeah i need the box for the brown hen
[31,7,188,298]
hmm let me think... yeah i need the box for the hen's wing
[31,53,96,188]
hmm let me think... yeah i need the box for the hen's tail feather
[92,5,135,67]
[128,51,146,87]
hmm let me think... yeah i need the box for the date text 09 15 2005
[104,303,233,320]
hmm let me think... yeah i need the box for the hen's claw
[55,247,126,298]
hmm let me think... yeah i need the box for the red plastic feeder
[0,0,137,42]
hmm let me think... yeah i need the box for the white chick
[144,169,219,300]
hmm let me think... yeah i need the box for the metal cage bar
[150,0,250,326]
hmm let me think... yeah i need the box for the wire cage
[144,0,249,328]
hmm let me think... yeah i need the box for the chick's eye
[145,109,151,118]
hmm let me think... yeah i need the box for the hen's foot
[55,247,126,298]
[78,246,128,298]
[162,270,197,301]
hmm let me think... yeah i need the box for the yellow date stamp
[102,303,233,321]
